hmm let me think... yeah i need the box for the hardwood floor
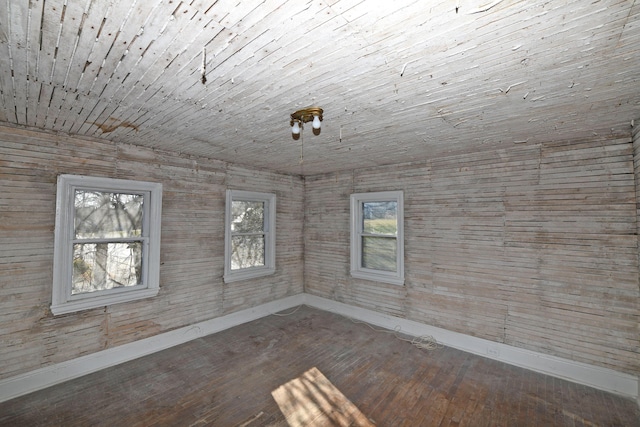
[1,306,638,426]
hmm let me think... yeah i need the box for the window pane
[231,201,264,233]
[362,236,397,271]
[72,242,142,294]
[231,235,265,270]
[363,201,397,235]
[74,190,143,239]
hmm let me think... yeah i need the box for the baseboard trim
[1,292,637,404]
[0,294,305,403]
[301,294,639,401]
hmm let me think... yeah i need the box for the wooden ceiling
[1,0,639,176]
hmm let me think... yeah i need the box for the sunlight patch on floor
[271,367,376,427]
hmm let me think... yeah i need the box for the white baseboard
[1,292,637,405]
[0,294,305,403]
[301,294,639,402]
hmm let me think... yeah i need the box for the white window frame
[350,191,404,285]
[51,174,162,315]
[224,190,276,283]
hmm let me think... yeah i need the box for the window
[51,175,162,315]
[350,191,404,285]
[224,190,276,283]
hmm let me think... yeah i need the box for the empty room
[0,0,639,425]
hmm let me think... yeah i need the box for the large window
[224,190,276,283]
[51,175,162,315]
[350,191,404,285]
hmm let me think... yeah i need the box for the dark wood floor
[1,306,638,426]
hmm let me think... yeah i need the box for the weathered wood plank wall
[304,133,640,376]
[0,124,304,380]
[2,120,638,383]
[633,121,640,375]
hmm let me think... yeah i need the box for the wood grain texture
[1,1,639,175]
[0,306,637,426]
[0,123,304,381]
[272,367,375,427]
[305,134,640,377]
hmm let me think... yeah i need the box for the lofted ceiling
[1,0,639,176]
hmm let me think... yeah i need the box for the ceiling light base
[290,107,323,126]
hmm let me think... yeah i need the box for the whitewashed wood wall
[305,132,640,376]
[0,124,304,380]
[2,121,639,383]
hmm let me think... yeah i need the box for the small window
[51,175,162,315]
[350,191,404,285]
[224,190,276,283]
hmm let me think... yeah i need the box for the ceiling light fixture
[290,106,323,137]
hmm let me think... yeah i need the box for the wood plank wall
[304,134,640,376]
[0,124,304,380]
[633,121,640,377]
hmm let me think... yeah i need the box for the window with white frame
[350,191,404,285]
[51,174,162,315]
[224,190,276,283]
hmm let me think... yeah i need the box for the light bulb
[292,121,300,134]
[312,115,321,129]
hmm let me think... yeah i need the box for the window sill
[50,288,160,315]
[350,270,405,286]
[224,267,276,284]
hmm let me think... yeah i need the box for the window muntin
[52,175,162,315]
[224,190,275,282]
[350,191,404,285]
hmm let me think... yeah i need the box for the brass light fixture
[290,106,323,137]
